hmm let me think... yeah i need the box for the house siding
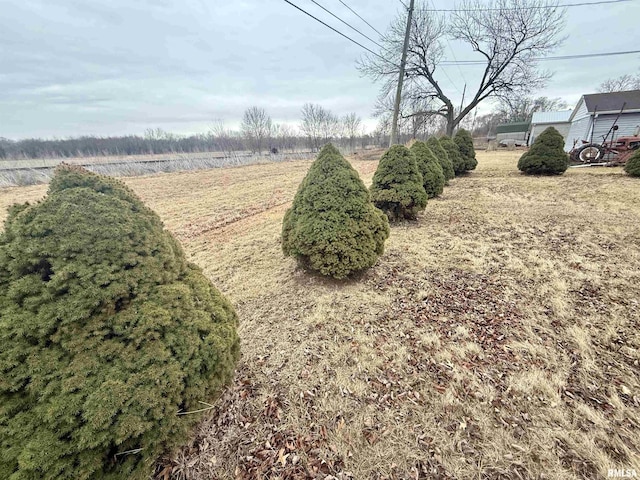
[565,116,592,151]
[591,113,640,143]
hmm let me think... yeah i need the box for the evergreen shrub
[0,165,240,480]
[282,144,390,279]
[517,127,568,175]
[410,141,445,198]
[370,145,428,221]
[426,136,455,182]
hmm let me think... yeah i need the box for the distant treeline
[0,134,243,160]
[0,131,380,160]
[1,105,390,160]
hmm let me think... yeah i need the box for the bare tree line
[1,105,372,161]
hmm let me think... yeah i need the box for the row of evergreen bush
[282,130,477,279]
[0,131,476,478]
[3,128,637,480]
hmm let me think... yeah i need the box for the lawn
[1,151,639,479]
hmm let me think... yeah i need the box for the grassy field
[1,151,639,479]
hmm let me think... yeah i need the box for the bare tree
[300,103,323,151]
[598,73,640,93]
[373,116,391,147]
[374,91,443,141]
[341,113,362,151]
[301,104,339,151]
[359,0,566,136]
[210,119,237,156]
[497,95,568,123]
[242,106,273,154]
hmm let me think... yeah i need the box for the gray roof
[583,90,640,113]
[531,110,572,124]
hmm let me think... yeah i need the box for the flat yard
[1,151,639,479]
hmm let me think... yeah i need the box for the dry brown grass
[1,151,639,480]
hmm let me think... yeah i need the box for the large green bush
[440,136,466,175]
[370,145,428,221]
[624,149,640,176]
[426,136,455,182]
[410,141,445,198]
[282,144,389,279]
[454,128,478,171]
[518,127,568,175]
[0,165,240,480]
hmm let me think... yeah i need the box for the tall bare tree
[301,104,339,151]
[242,106,273,154]
[598,73,640,93]
[359,0,566,135]
[342,113,362,150]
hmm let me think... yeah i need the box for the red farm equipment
[569,102,640,167]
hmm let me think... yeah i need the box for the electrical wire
[282,0,391,63]
[425,0,631,12]
[440,49,640,65]
[430,0,467,93]
[307,0,385,49]
[282,0,640,77]
[336,0,385,37]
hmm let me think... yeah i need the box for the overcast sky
[1,0,638,139]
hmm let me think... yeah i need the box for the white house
[528,110,572,146]
[564,90,640,152]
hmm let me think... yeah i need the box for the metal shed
[528,110,572,146]
[564,90,640,151]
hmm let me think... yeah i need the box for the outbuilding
[564,90,640,152]
[528,110,572,146]
[495,121,530,146]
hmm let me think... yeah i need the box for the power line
[336,0,385,37]
[440,49,640,65]
[282,0,640,80]
[425,0,630,12]
[430,0,467,92]
[282,0,391,64]
[307,0,385,49]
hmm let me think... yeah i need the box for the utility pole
[389,0,414,147]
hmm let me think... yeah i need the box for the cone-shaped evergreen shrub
[426,136,455,182]
[440,136,466,175]
[517,127,568,175]
[454,128,478,171]
[0,165,240,480]
[370,145,428,221]
[282,144,389,279]
[624,149,640,176]
[410,141,445,198]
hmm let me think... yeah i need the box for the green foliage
[426,136,454,182]
[517,127,568,175]
[454,129,478,171]
[439,136,466,176]
[0,165,240,480]
[282,144,389,279]
[410,141,445,198]
[370,145,428,221]
[624,149,640,177]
